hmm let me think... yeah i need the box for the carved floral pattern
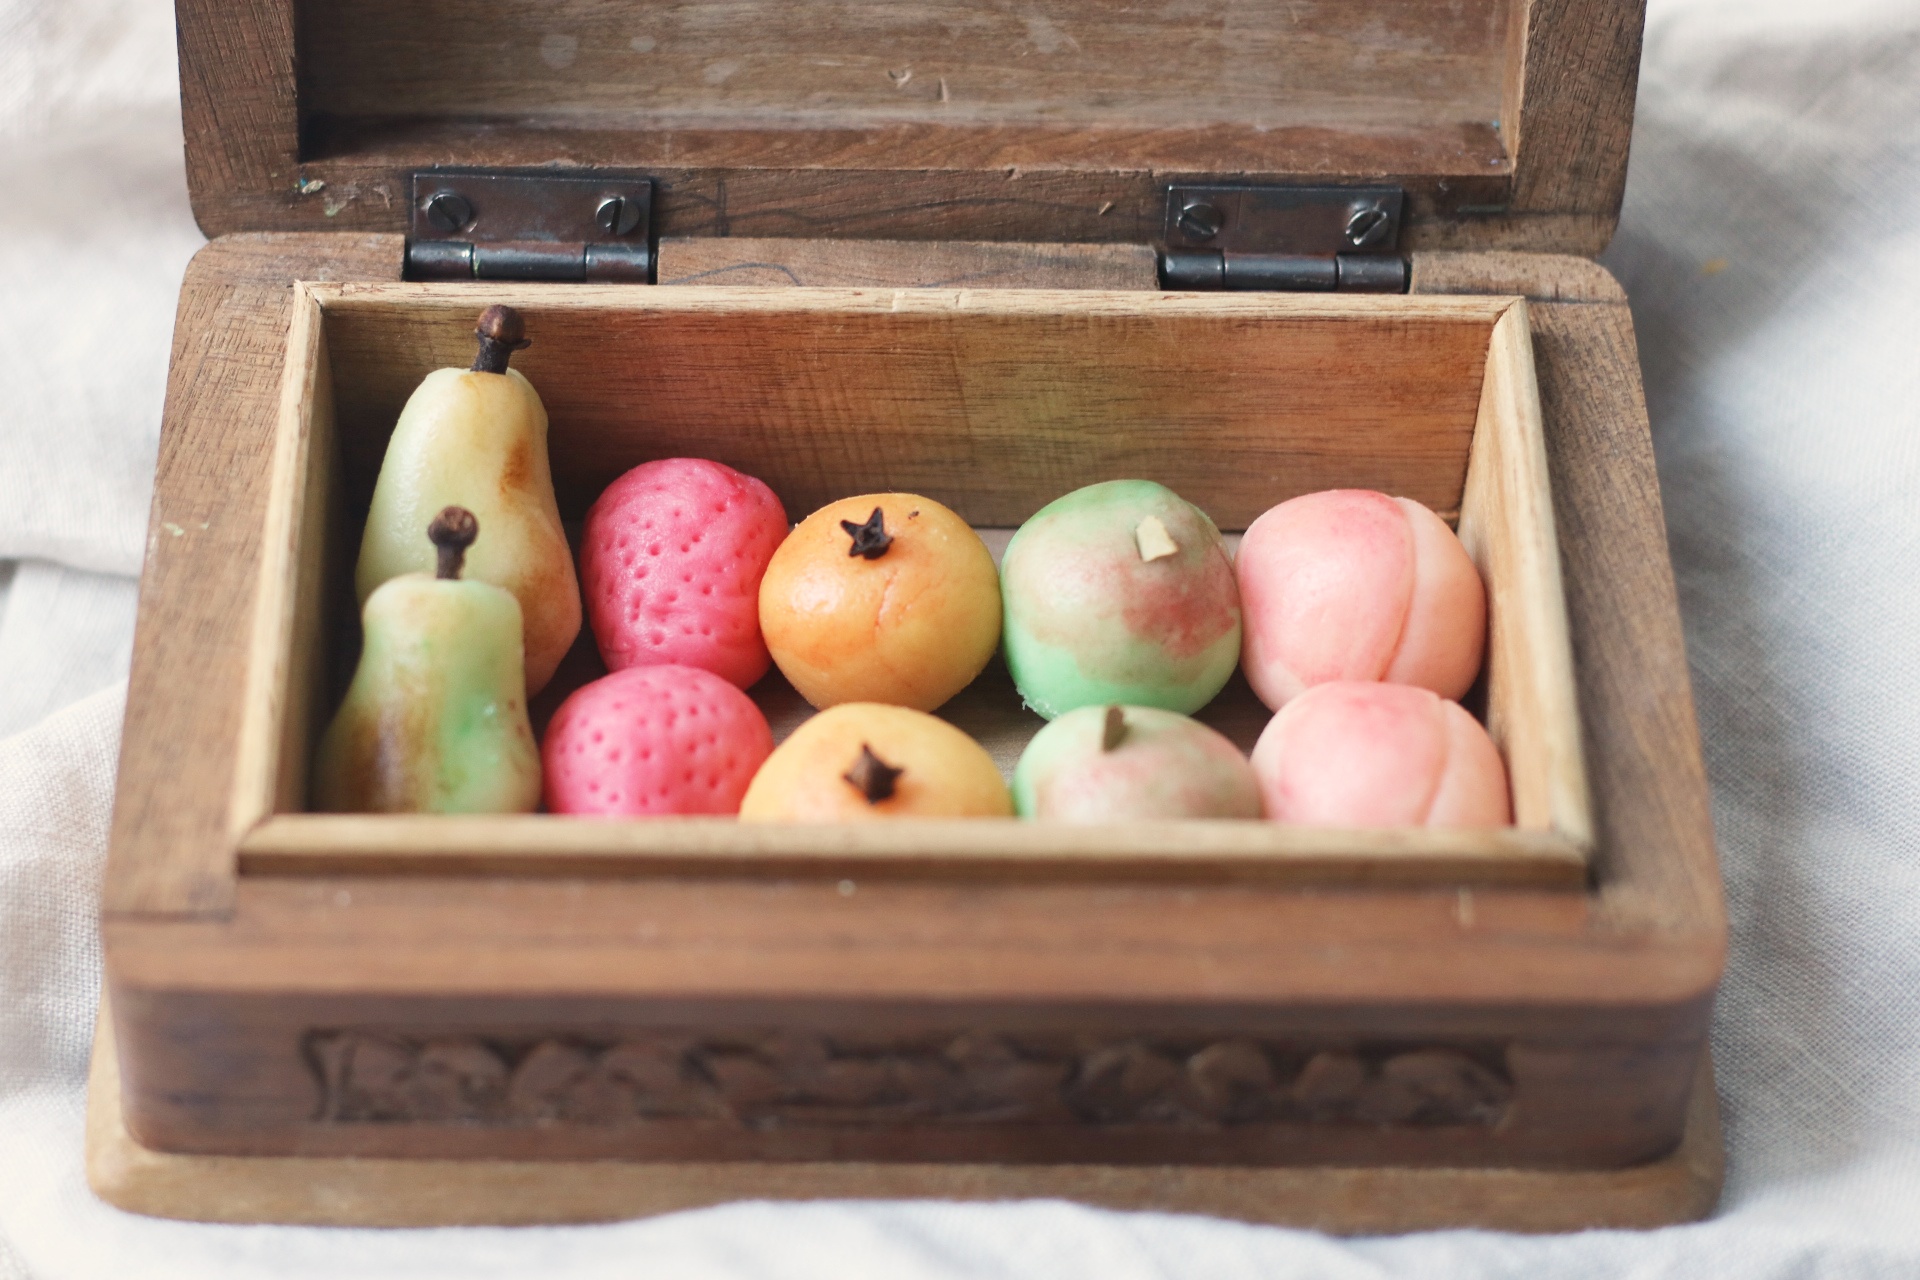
[307,1031,1512,1129]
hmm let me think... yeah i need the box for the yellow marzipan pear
[355,304,580,693]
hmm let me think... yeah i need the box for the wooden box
[93,0,1726,1233]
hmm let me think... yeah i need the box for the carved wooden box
[93,0,1726,1232]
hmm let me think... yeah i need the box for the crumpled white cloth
[6,0,1920,1273]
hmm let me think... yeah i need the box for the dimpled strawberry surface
[542,664,774,816]
[581,458,788,689]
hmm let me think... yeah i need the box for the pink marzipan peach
[1250,681,1510,828]
[581,458,788,689]
[1235,489,1486,710]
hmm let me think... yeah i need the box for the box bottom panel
[107,985,1706,1172]
[87,1007,1723,1231]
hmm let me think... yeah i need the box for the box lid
[178,0,1644,258]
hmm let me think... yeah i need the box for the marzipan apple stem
[840,507,893,559]
[429,506,480,580]
[471,305,531,375]
[843,743,904,804]
[1102,705,1127,752]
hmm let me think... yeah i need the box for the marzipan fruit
[355,304,580,693]
[315,507,542,813]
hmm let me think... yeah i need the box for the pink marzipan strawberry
[581,458,788,688]
[542,665,773,816]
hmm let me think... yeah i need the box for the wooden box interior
[295,0,1514,185]
[234,282,1589,886]
[179,0,1644,254]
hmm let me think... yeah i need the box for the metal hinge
[406,170,654,283]
[1159,185,1407,292]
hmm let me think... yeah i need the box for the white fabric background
[4,0,1920,1273]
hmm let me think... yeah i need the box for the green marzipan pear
[355,304,580,694]
[315,506,542,813]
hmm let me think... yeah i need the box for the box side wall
[86,1005,1725,1231]
[1458,303,1592,846]
[298,0,1515,139]
[318,286,1499,526]
[103,234,407,920]
[110,978,1707,1169]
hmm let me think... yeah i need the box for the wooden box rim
[176,0,1647,256]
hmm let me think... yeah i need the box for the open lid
[178,0,1643,259]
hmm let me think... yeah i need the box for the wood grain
[175,0,301,233]
[296,0,1510,136]
[104,233,404,919]
[1458,303,1592,848]
[258,118,1515,245]
[315,282,1507,524]
[1504,0,1646,229]
[106,240,1721,1196]
[659,238,1159,290]
[239,814,1585,887]
[229,284,330,840]
[175,0,1643,255]
[107,884,1704,1164]
[1412,250,1627,304]
[1523,304,1723,933]
[106,868,1717,1014]
[297,1026,1521,1135]
[1419,256,1721,934]
[285,0,1514,233]
[87,1006,1722,1229]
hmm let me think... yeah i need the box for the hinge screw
[596,196,643,237]
[1345,204,1393,249]
[1177,200,1225,243]
[423,191,473,234]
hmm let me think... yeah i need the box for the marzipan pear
[315,507,542,813]
[356,304,580,693]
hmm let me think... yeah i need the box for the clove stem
[843,743,904,804]
[471,305,531,375]
[428,506,480,580]
[840,508,893,559]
